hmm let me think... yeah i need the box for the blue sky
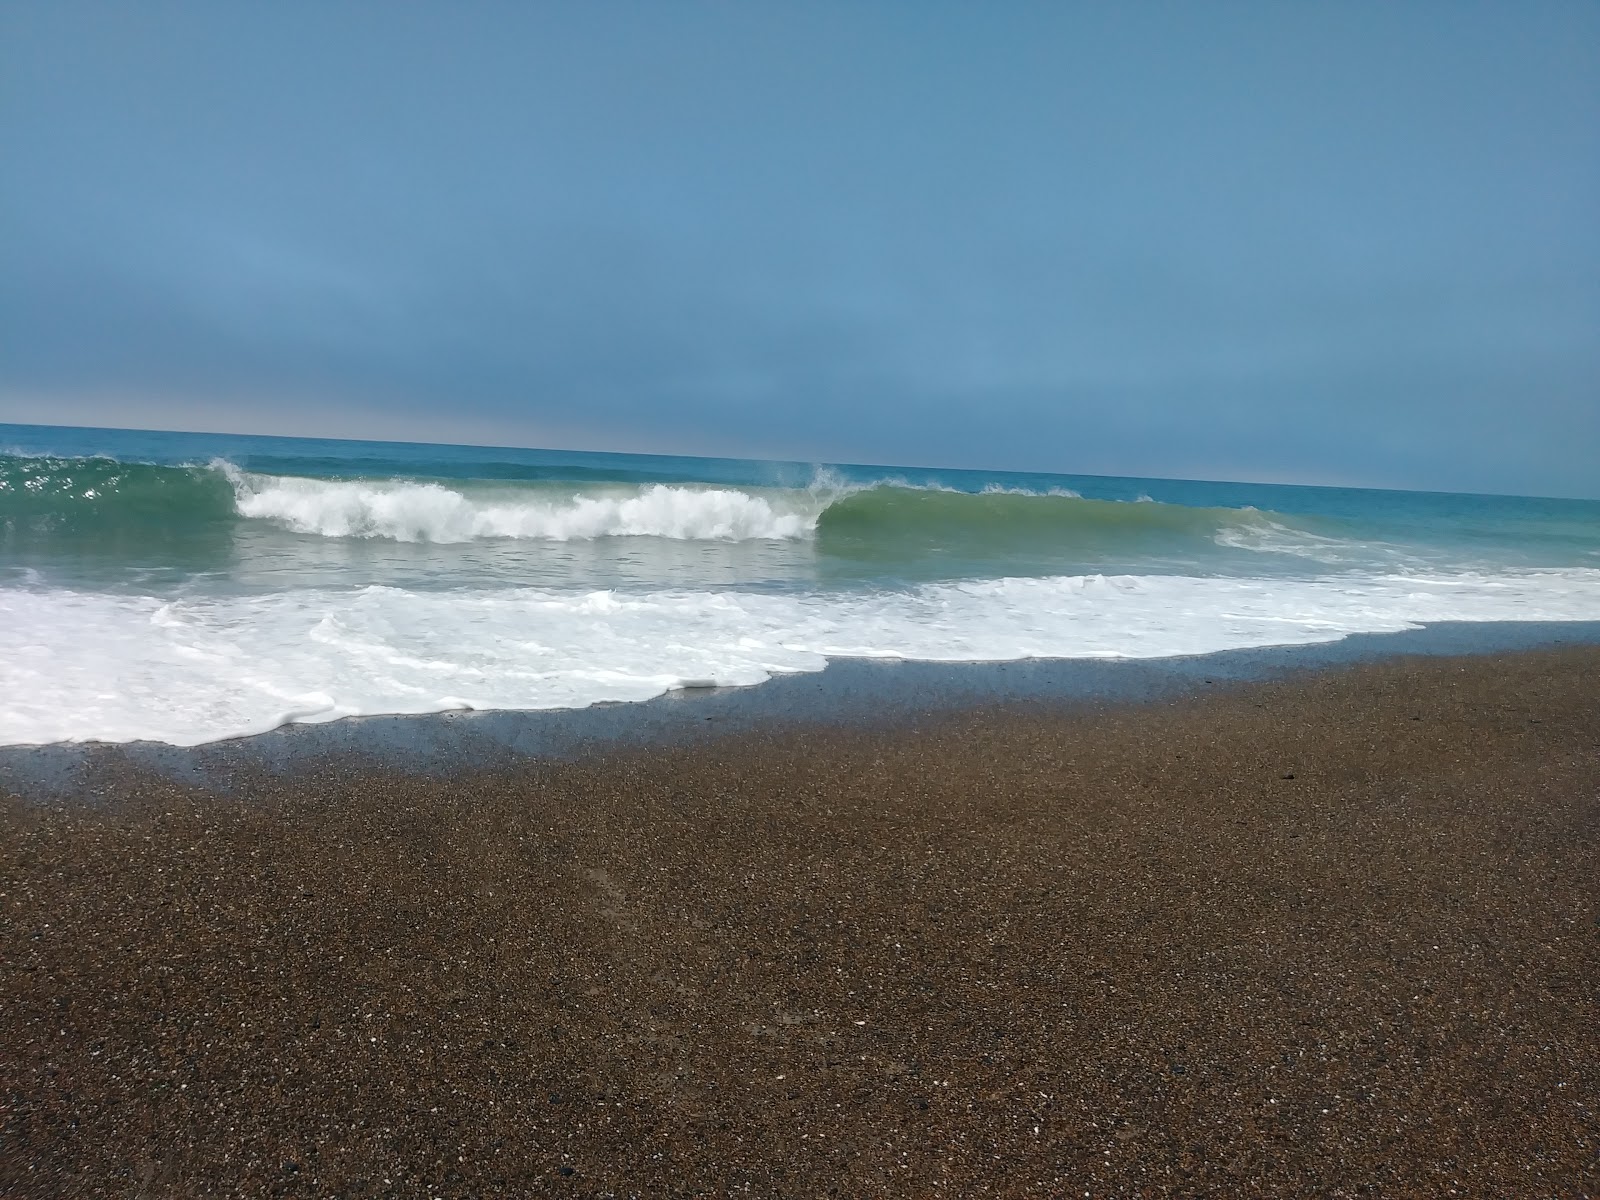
[2,2,1597,496]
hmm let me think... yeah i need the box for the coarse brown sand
[2,648,1598,1197]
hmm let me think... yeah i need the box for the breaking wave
[224,467,822,542]
[2,454,1355,560]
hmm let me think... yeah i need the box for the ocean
[3,421,1598,748]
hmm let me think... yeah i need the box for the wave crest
[223,466,822,542]
[2,454,1354,558]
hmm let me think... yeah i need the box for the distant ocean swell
[0,453,1330,554]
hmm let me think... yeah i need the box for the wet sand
[3,647,1598,1196]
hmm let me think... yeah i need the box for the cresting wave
[5,568,1600,746]
[224,466,822,541]
[7,442,1600,749]
[814,486,1307,555]
[0,453,237,535]
[1,453,1327,551]
[0,454,823,542]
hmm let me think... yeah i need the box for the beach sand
[3,648,1598,1196]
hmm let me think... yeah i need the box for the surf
[5,567,1600,746]
[5,428,1600,749]
[223,467,824,542]
[0,453,1345,560]
[811,483,1333,558]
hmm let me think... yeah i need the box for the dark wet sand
[3,648,1598,1197]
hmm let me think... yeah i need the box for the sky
[2,2,1597,497]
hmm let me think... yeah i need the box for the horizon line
[2,418,1591,504]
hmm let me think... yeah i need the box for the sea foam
[3,568,1598,746]
[225,467,821,542]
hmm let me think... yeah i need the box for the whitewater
[4,423,1599,747]
[223,463,827,542]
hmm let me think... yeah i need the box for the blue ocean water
[3,422,1598,746]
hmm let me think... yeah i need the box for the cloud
[1,2,1597,496]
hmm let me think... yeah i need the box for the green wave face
[0,455,239,561]
[813,485,1296,569]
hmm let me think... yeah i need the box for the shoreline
[3,642,1598,1194]
[5,618,1600,800]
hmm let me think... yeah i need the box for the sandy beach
[3,647,1598,1197]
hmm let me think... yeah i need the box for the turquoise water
[3,422,1598,746]
[6,423,1597,589]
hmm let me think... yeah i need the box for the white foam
[979,483,1083,498]
[221,465,823,542]
[1213,516,1425,566]
[216,466,1102,543]
[3,569,1599,747]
